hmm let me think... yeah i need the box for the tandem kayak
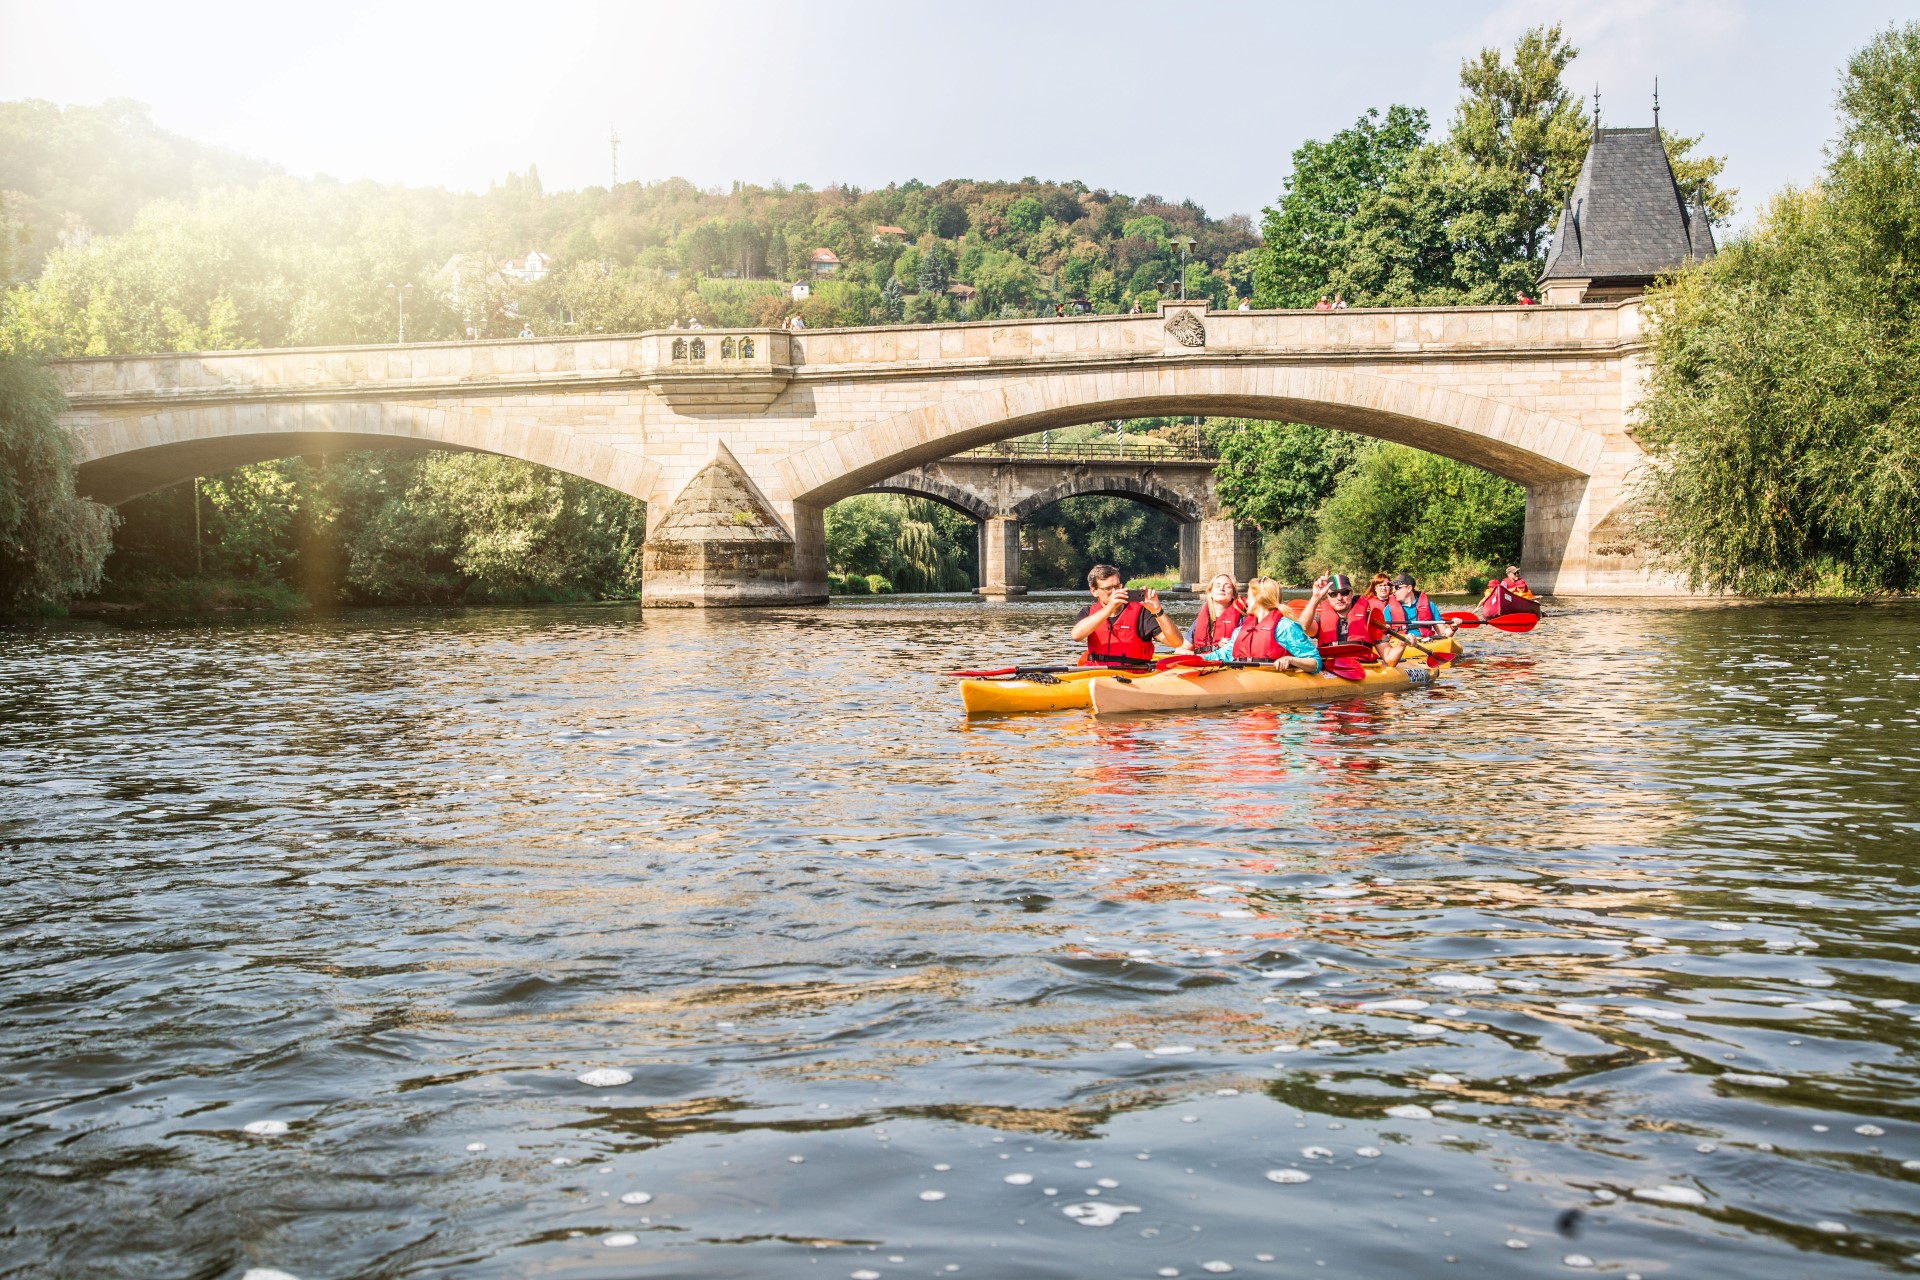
[1088,659,1436,716]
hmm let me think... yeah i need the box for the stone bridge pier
[865,450,1258,596]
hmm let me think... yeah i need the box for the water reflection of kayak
[960,638,1459,715]
[1090,657,1435,716]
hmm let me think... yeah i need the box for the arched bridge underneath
[54,298,1664,606]
[864,443,1248,596]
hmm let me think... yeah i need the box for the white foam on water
[1506,1239,1530,1249]
[1356,1147,1382,1158]
[1722,1073,1791,1087]
[852,1271,882,1279]
[620,1191,653,1205]
[1357,999,1429,1012]
[1264,1169,1311,1184]
[550,1157,574,1166]
[1873,999,1907,1009]
[1097,1178,1119,1188]
[1623,1005,1687,1021]
[1003,1173,1033,1185]
[1061,1201,1140,1225]
[1301,1146,1334,1159]
[1151,1045,1195,1056]
[788,1155,805,1164]
[1408,1024,1448,1037]
[1197,884,1235,895]
[1798,1000,1853,1012]
[1501,979,1543,992]
[1797,976,1837,987]
[242,1271,301,1280]
[464,1142,486,1152]
[1384,1105,1433,1120]
[918,1190,946,1201]
[1308,1039,1340,1050]
[1111,1041,1137,1050]
[1555,1002,1600,1014]
[1592,1189,1618,1202]
[1632,1185,1707,1206]
[1855,1124,1885,1136]
[1815,1221,1849,1234]
[1158,1270,1179,1277]
[602,1234,639,1248]
[576,1068,632,1088]
[1074,1160,1094,1168]
[1563,1255,1595,1268]
[1430,974,1497,992]
[1202,1262,1235,1273]
[1218,909,1256,919]
[242,1120,289,1137]
[1427,1073,1462,1085]
[1710,922,1742,931]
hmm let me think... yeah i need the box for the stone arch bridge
[55,298,1662,606]
[865,443,1250,597]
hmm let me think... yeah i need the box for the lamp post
[1170,234,1196,300]
[387,282,413,343]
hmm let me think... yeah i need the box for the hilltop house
[807,247,841,275]
[871,225,907,244]
[499,249,552,283]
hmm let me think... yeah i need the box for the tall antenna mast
[610,125,620,188]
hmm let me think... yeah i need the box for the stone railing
[954,438,1218,464]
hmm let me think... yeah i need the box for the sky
[4,0,1917,232]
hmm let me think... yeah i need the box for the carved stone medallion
[1165,310,1206,348]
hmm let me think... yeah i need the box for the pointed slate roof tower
[1539,126,1715,304]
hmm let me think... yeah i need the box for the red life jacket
[1188,599,1245,649]
[1080,601,1158,665]
[1231,610,1289,662]
[1311,598,1376,645]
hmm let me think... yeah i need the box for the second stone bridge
[864,441,1252,596]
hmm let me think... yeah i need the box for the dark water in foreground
[3,596,1919,1280]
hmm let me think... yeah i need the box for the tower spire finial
[1593,84,1602,130]
[1653,78,1661,131]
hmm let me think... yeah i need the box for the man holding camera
[1070,564,1183,667]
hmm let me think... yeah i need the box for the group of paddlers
[1069,563,1537,673]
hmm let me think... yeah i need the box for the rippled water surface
[4,596,1919,1279]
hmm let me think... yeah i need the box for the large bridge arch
[778,364,1606,509]
[71,400,661,506]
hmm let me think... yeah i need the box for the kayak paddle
[1440,611,1539,633]
[1376,624,1455,667]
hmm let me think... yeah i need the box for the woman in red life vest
[1178,573,1244,653]
[1379,571,1454,663]
[1069,563,1183,667]
[1221,577,1322,670]
[1300,574,1376,646]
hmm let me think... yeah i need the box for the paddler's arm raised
[1138,587,1183,648]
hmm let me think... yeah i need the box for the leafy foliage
[824,495,975,593]
[1311,443,1524,587]
[1630,24,1920,595]
[0,354,116,609]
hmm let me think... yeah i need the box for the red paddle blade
[1440,611,1480,626]
[1325,658,1366,681]
[1155,655,1210,670]
[947,667,1015,678]
[1486,613,1539,632]
[1317,643,1374,660]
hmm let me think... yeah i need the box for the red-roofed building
[499,249,551,282]
[808,247,841,275]
[871,225,907,244]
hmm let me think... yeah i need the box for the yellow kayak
[1089,659,1435,716]
[959,666,1130,714]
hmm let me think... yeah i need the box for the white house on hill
[500,250,552,282]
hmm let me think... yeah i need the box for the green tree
[1312,443,1524,586]
[916,240,954,293]
[1005,196,1045,235]
[881,274,905,322]
[0,354,116,610]
[1449,23,1591,260]
[1207,420,1363,528]
[1630,27,1920,594]
[1255,105,1428,308]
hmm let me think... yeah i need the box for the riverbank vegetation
[1630,23,1920,597]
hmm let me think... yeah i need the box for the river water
[3,596,1918,1279]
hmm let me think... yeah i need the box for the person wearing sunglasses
[1300,573,1376,647]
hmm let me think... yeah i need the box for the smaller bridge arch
[1009,473,1202,524]
[858,472,994,522]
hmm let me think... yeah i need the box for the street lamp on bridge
[1170,234,1196,300]
[387,282,413,344]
